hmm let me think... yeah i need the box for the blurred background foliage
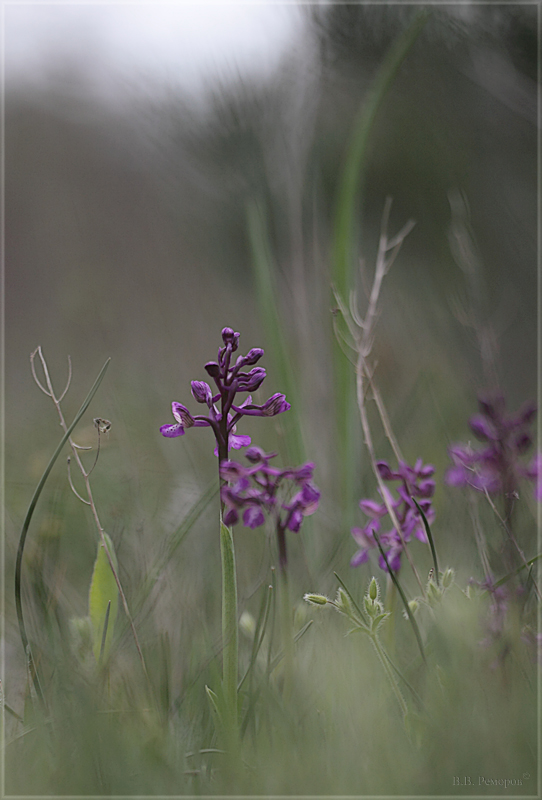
[4,4,538,794]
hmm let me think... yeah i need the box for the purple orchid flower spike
[160,327,291,462]
[351,458,436,574]
[445,393,540,504]
[219,448,320,572]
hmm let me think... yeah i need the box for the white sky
[4,3,307,95]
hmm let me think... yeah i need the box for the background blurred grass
[4,4,538,795]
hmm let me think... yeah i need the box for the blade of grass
[493,553,542,589]
[411,497,439,586]
[246,200,304,464]
[238,583,273,692]
[269,620,313,674]
[373,532,425,663]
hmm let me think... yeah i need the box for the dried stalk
[30,347,148,678]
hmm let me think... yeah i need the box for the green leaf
[89,533,119,664]
[412,496,439,585]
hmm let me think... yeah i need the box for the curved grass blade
[373,532,425,663]
[246,201,305,464]
[269,619,313,674]
[411,497,439,586]
[14,357,111,704]
[238,583,273,692]
[332,8,431,299]
[493,553,542,589]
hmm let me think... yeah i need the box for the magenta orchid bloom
[160,328,290,460]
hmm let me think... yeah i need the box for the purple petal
[245,446,268,464]
[478,394,505,420]
[160,423,185,438]
[204,361,220,378]
[351,522,378,547]
[292,462,314,481]
[445,465,468,487]
[221,327,240,350]
[517,401,537,426]
[350,549,369,568]
[261,393,291,416]
[300,482,320,512]
[243,505,266,529]
[515,432,532,453]
[469,414,496,441]
[287,509,304,532]
[359,498,386,518]
[172,402,195,428]
[220,461,245,481]
[417,479,436,498]
[237,393,291,417]
[223,506,239,526]
[245,348,264,365]
[378,546,402,573]
[376,461,395,480]
[230,433,251,450]
[237,367,266,392]
[419,463,435,477]
[448,443,474,466]
[191,381,213,405]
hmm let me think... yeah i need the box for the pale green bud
[239,610,256,638]
[335,586,354,616]
[441,567,455,589]
[408,599,419,614]
[426,581,442,605]
[368,577,378,601]
[364,594,375,616]
[304,593,329,606]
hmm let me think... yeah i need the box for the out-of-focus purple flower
[160,327,290,459]
[445,394,539,501]
[350,459,436,573]
[220,448,320,570]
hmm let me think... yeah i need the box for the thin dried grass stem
[30,347,149,679]
[356,356,425,598]
[351,201,424,596]
[67,456,90,505]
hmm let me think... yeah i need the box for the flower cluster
[220,447,320,533]
[351,459,436,573]
[445,394,540,500]
[160,327,290,459]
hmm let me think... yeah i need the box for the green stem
[220,518,238,733]
[384,577,397,655]
[279,567,294,700]
[370,633,408,719]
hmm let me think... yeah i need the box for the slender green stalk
[246,201,304,464]
[374,533,426,663]
[370,633,408,719]
[412,497,440,586]
[278,568,294,700]
[220,518,238,732]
